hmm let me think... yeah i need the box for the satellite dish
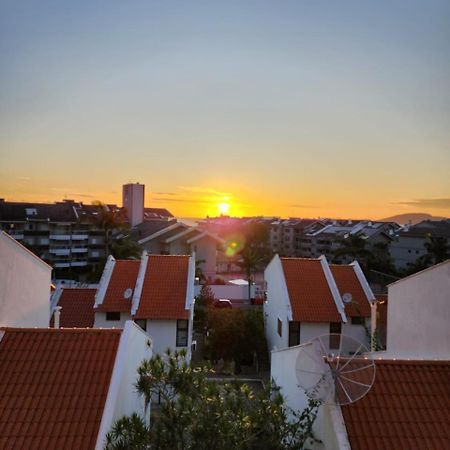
[342,293,352,304]
[295,334,375,406]
[123,288,133,300]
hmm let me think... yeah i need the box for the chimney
[54,306,62,329]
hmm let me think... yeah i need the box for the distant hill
[380,213,447,225]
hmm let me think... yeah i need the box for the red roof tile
[134,255,190,320]
[0,328,121,450]
[329,265,371,317]
[51,288,96,328]
[280,258,341,323]
[341,360,450,450]
[98,260,140,313]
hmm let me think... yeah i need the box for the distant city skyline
[1,1,449,219]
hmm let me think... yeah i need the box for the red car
[214,299,233,309]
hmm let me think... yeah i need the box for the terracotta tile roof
[329,265,371,317]
[341,360,450,450]
[51,288,96,328]
[98,260,140,312]
[280,258,341,323]
[134,255,190,320]
[0,328,121,450]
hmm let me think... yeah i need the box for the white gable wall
[264,255,292,351]
[94,312,131,329]
[95,321,152,449]
[386,261,450,359]
[0,232,52,327]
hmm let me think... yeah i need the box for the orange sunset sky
[1,1,449,220]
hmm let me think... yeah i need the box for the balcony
[71,247,88,253]
[49,248,71,256]
[9,234,24,240]
[71,261,88,267]
[71,234,89,240]
[54,262,71,268]
[50,235,71,241]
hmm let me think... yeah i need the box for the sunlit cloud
[393,198,450,210]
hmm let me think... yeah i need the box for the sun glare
[218,202,230,216]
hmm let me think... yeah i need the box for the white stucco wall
[264,255,292,351]
[342,320,371,349]
[0,232,52,327]
[386,261,450,359]
[146,318,193,362]
[95,321,152,449]
[193,284,256,301]
[191,236,218,280]
[94,311,131,329]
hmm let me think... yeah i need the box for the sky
[1,0,449,219]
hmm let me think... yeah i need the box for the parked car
[214,299,232,309]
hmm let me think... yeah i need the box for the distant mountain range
[379,213,447,225]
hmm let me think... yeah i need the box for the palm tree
[333,233,373,266]
[90,202,126,258]
[110,236,142,259]
[424,234,449,265]
[238,248,266,301]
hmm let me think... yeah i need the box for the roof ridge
[0,327,122,334]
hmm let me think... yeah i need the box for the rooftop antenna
[295,334,375,406]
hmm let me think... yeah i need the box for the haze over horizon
[1,1,449,219]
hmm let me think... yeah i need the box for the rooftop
[51,288,96,328]
[280,258,341,323]
[341,360,450,450]
[134,255,190,320]
[0,328,121,449]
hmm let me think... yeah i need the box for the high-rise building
[122,183,144,227]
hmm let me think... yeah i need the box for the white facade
[264,255,373,353]
[264,255,292,351]
[95,321,152,449]
[123,183,145,227]
[384,260,450,359]
[194,283,256,301]
[0,231,52,327]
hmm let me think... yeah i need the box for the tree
[205,308,266,370]
[238,248,267,301]
[90,201,127,258]
[424,234,449,265]
[332,233,373,267]
[105,350,319,450]
[110,236,142,259]
[193,284,216,333]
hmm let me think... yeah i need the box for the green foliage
[110,236,142,259]
[205,308,266,368]
[193,285,216,333]
[105,350,319,450]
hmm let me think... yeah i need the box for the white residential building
[264,255,375,354]
[133,220,224,281]
[0,321,152,450]
[0,231,52,328]
[94,252,196,361]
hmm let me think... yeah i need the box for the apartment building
[0,199,111,278]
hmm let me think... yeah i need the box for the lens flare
[218,202,230,215]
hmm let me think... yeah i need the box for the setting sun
[218,202,230,216]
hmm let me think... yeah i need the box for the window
[176,320,189,347]
[135,319,147,331]
[288,321,300,347]
[277,318,283,337]
[329,322,342,349]
[106,311,120,321]
[351,316,365,325]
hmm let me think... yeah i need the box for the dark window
[176,319,189,347]
[351,316,365,325]
[135,319,147,331]
[329,322,342,349]
[277,318,282,337]
[288,321,300,347]
[106,311,120,321]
